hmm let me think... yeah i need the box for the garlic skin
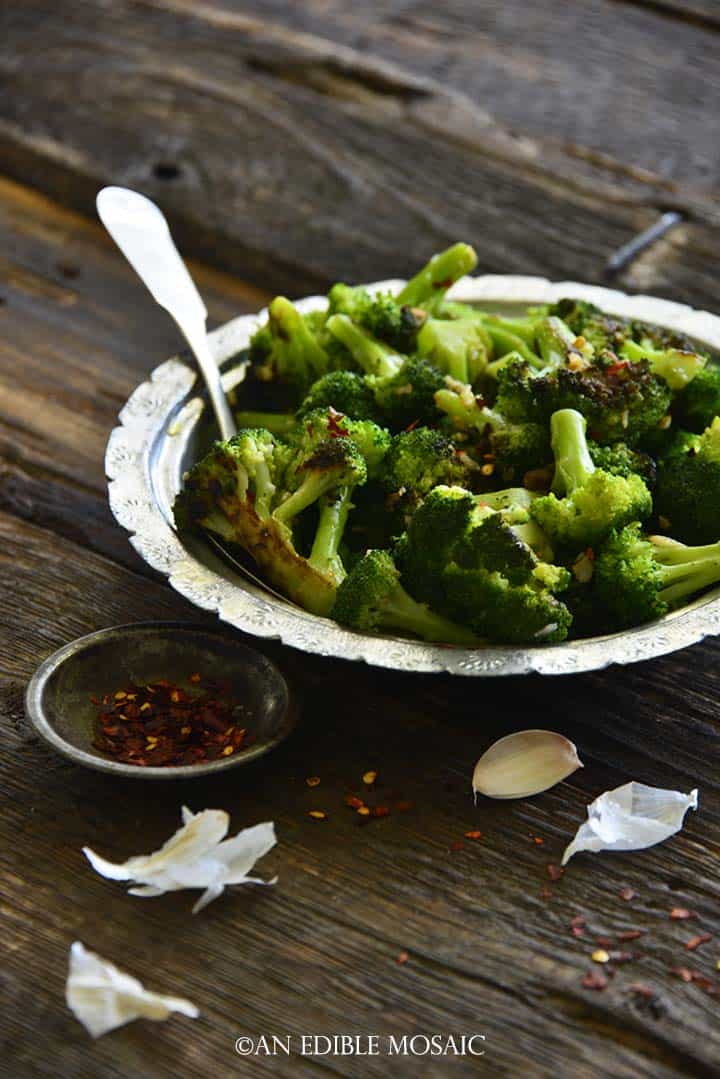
[562,782,698,865]
[472,729,583,800]
[83,807,277,913]
[66,942,198,1038]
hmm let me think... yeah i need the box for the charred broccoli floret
[531,409,652,550]
[594,524,720,629]
[620,338,706,390]
[250,296,335,398]
[494,352,671,445]
[674,363,720,432]
[296,371,382,423]
[655,417,720,544]
[327,283,426,354]
[173,430,337,615]
[326,314,444,427]
[379,428,473,525]
[333,548,480,644]
[435,379,550,482]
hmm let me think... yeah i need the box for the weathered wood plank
[2,0,720,302]
[3,509,720,1079]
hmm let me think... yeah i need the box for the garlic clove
[472,729,583,800]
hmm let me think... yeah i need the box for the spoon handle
[96,186,237,441]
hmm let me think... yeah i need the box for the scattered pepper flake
[308,811,327,821]
[592,949,610,964]
[546,864,564,882]
[628,984,656,999]
[595,936,614,948]
[397,952,409,965]
[571,915,586,929]
[670,907,694,920]
[464,830,482,840]
[189,673,201,684]
[617,930,645,942]
[533,836,544,845]
[619,886,637,902]
[306,776,321,788]
[370,806,390,819]
[345,795,364,809]
[672,967,694,983]
[362,770,377,786]
[572,926,585,938]
[450,841,465,852]
[686,933,711,952]
[582,970,608,990]
[356,806,371,818]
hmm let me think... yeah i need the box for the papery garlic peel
[472,729,583,800]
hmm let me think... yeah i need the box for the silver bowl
[106,275,720,676]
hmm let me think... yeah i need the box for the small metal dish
[106,276,720,676]
[25,622,294,778]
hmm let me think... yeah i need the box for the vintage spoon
[96,186,236,440]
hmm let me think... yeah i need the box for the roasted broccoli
[655,417,720,544]
[174,430,337,615]
[435,379,550,481]
[175,245,720,646]
[531,409,652,550]
[594,524,720,629]
[333,549,480,644]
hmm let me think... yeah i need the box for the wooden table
[2,3,720,1076]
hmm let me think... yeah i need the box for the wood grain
[2,5,720,1075]
[2,0,720,302]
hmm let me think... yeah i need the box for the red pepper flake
[571,926,585,938]
[403,418,421,433]
[617,930,645,942]
[628,984,656,999]
[308,810,327,821]
[571,915,586,929]
[619,886,637,902]
[606,359,629,377]
[306,776,321,788]
[595,936,614,948]
[326,407,350,439]
[356,806,371,818]
[91,677,250,767]
[670,907,694,920]
[450,841,465,852]
[464,830,482,840]
[345,795,365,810]
[533,836,544,845]
[672,967,694,983]
[546,864,564,882]
[540,888,553,901]
[370,806,390,819]
[362,770,378,786]
[396,951,409,965]
[685,933,711,951]
[582,970,608,990]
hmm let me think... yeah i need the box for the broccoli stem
[325,314,402,379]
[235,410,296,436]
[396,243,478,313]
[549,409,595,495]
[268,295,329,373]
[308,487,353,582]
[378,584,481,645]
[535,316,578,367]
[248,457,276,519]
[273,471,339,524]
[658,558,720,605]
[620,339,706,390]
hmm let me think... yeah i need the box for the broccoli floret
[327,284,426,353]
[594,523,720,629]
[326,314,444,427]
[292,408,391,478]
[296,371,382,423]
[396,243,478,314]
[173,430,337,615]
[435,380,550,482]
[674,363,720,432]
[531,409,652,550]
[275,435,367,526]
[495,352,671,445]
[380,428,473,520]
[333,549,480,644]
[397,485,477,607]
[417,318,491,383]
[251,296,333,398]
[620,338,706,390]
[655,417,720,544]
[588,440,657,488]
